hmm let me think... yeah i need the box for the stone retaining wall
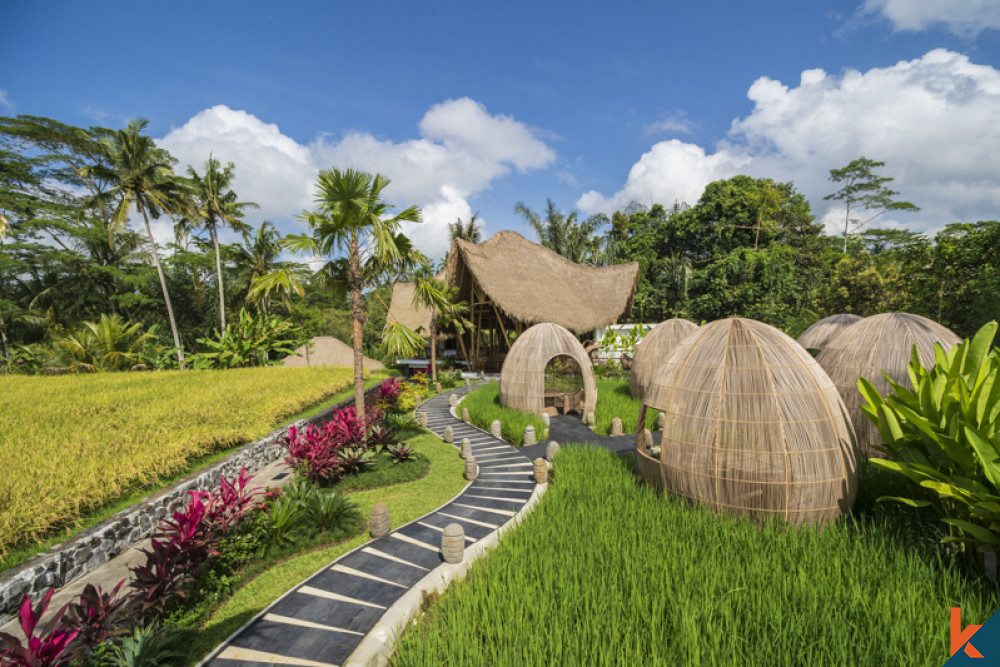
[0,383,382,624]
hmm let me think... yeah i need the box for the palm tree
[514,199,605,264]
[285,168,421,416]
[411,277,471,382]
[83,119,188,368]
[243,222,305,313]
[53,314,160,372]
[448,212,482,244]
[184,155,258,330]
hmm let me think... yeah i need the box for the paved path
[202,387,537,667]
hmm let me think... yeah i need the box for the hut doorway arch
[543,354,585,416]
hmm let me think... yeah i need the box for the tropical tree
[285,168,421,415]
[824,157,920,253]
[411,277,471,382]
[448,212,483,244]
[182,155,258,329]
[53,314,162,372]
[243,222,306,313]
[514,199,606,264]
[83,119,189,368]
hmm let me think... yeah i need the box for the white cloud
[157,99,553,258]
[861,0,1000,36]
[579,49,1000,239]
[0,90,14,111]
[643,111,695,135]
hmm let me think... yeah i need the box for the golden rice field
[0,366,355,555]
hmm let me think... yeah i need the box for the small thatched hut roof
[816,312,961,456]
[282,336,384,370]
[797,313,862,354]
[638,318,858,526]
[500,322,597,418]
[385,282,432,334]
[629,318,699,399]
[445,230,639,334]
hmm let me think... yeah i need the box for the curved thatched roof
[385,282,432,334]
[797,313,862,354]
[816,312,961,456]
[639,318,858,526]
[445,230,639,334]
[500,322,597,418]
[629,318,699,399]
[282,336,384,370]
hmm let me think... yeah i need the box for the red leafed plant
[190,468,259,535]
[0,589,79,667]
[281,423,346,485]
[60,580,129,649]
[377,377,401,404]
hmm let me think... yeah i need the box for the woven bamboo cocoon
[641,317,859,526]
[815,312,961,456]
[629,318,699,399]
[499,322,597,417]
[796,313,862,355]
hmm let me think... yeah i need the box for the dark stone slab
[367,535,443,569]
[393,522,451,549]
[468,481,535,492]
[228,619,362,666]
[336,551,428,587]
[472,472,535,483]
[267,591,384,634]
[306,569,407,608]
[438,503,506,527]
[419,512,494,539]
[452,496,525,513]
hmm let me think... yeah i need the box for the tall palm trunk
[211,224,226,329]
[141,207,185,369]
[429,312,438,383]
[348,235,366,416]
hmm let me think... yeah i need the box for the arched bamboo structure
[796,313,862,354]
[815,312,962,456]
[629,318,699,399]
[500,323,597,418]
[636,318,858,526]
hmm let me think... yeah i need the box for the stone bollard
[449,393,459,408]
[464,456,478,480]
[541,412,550,428]
[418,412,428,427]
[611,417,623,436]
[479,371,486,381]
[414,395,422,408]
[657,412,666,430]
[461,438,471,459]
[369,502,391,538]
[435,382,443,394]
[643,428,653,448]
[585,412,596,427]
[490,420,502,439]
[465,378,471,391]
[533,458,548,484]
[524,425,536,446]
[546,441,560,462]
[443,426,453,444]
[441,523,465,564]
[462,407,470,423]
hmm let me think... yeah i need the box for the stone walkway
[202,387,537,666]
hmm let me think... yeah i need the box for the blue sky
[3,0,999,257]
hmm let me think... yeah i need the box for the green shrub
[461,383,547,446]
[859,320,1000,562]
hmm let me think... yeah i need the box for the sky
[2,0,999,259]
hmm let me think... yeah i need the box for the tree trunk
[429,310,437,383]
[212,225,226,330]
[348,235,366,417]
[141,208,185,369]
[843,205,850,254]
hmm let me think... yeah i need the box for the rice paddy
[458,382,548,445]
[392,447,999,666]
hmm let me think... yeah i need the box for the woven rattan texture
[629,318,699,400]
[815,312,961,456]
[499,322,598,417]
[642,318,858,526]
[796,313,862,354]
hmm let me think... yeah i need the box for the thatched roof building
[637,318,858,526]
[500,322,597,418]
[629,318,699,399]
[385,282,432,334]
[444,231,640,369]
[816,312,961,456]
[282,336,384,370]
[797,313,862,354]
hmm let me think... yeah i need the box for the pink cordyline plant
[0,589,79,667]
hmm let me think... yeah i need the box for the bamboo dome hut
[797,313,862,355]
[629,318,699,399]
[500,323,597,418]
[816,312,962,455]
[636,318,858,526]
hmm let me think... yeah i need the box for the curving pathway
[200,386,537,667]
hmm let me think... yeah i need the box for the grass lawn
[393,447,1000,666]
[0,368,387,567]
[459,382,548,445]
[593,377,658,435]
[183,430,467,665]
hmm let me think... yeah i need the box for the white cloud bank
[157,98,554,257]
[862,0,1000,37]
[578,49,1000,237]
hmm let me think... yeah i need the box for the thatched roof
[385,282,432,334]
[639,318,858,526]
[629,318,699,399]
[816,312,961,456]
[282,336,384,370]
[797,314,862,354]
[500,322,597,418]
[445,230,639,334]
